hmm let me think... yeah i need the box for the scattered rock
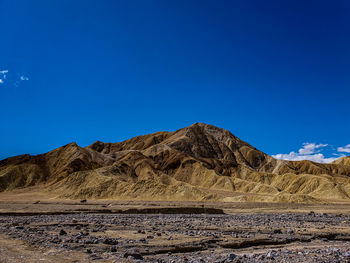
[274,229,282,234]
[103,238,118,245]
[123,251,143,260]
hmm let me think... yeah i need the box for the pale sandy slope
[1,123,350,203]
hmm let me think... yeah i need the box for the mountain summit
[1,123,350,203]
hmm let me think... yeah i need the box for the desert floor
[0,188,350,262]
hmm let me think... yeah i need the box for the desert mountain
[1,123,350,203]
[333,156,350,166]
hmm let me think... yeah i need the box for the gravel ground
[0,212,350,262]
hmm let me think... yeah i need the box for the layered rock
[1,123,349,203]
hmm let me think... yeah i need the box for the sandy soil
[1,186,350,215]
[0,234,96,263]
[1,189,350,262]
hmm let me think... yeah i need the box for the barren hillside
[1,123,349,203]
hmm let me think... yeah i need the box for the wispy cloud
[0,69,29,87]
[0,69,8,85]
[0,70,8,74]
[338,144,350,153]
[298,143,328,155]
[272,143,346,164]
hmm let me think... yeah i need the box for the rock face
[1,123,350,202]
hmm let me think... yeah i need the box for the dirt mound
[1,123,350,203]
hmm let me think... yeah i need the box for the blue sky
[0,0,349,162]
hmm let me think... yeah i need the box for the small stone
[266,251,275,259]
[103,238,118,245]
[274,229,282,234]
[123,252,143,260]
[59,229,67,235]
[286,229,294,234]
[110,246,117,252]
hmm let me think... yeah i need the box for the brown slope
[333,156,350,166]
[0,142,114,191]
[0,154,47,191]
[274,159,350,176]
[88,131,172,154]
[1,123,350,203]
[46,123,277,200]
[53,150,214,201]
[88,123,274,171]
[52,123,350,202]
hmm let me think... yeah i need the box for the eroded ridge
[1,123,350,203]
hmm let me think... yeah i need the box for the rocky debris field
[0,211,350,262]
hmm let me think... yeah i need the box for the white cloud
[0,70,8,85]
[298,143,327,155]
[273,152,339,163]
[338,144,350,153]
[0,70,8,74]
[272,143,341,164]
[0,70,29,87]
